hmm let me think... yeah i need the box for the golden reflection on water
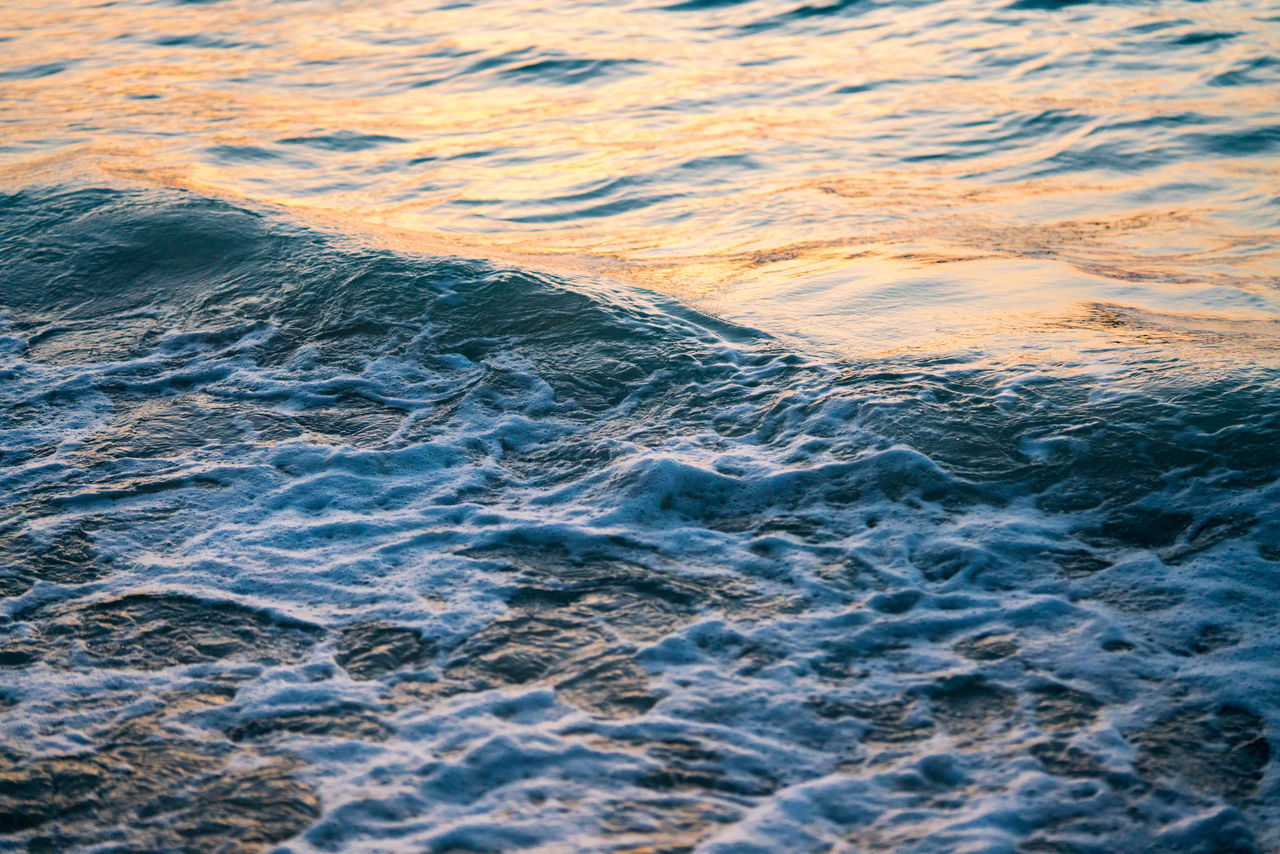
[2,0,1278,352]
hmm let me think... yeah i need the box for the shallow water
[1,0,1279,851]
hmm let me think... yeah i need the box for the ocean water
[1,0,1279,851]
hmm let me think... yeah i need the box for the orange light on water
[3,0,1277,356]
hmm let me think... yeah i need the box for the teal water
[1,0,1279,851]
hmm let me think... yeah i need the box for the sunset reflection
[3,0,1277,354]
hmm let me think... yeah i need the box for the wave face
[1,188,1278,851]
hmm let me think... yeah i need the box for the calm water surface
[1,0,1279,851]
[5,0,1280,348]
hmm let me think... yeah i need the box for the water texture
[4,0,1280,343]
[1,0,1279,851]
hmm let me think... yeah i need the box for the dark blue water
[1,0,1279,851]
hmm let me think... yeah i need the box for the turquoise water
[1,0,1279,851]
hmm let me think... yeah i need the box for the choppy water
[2,0,1279,851]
